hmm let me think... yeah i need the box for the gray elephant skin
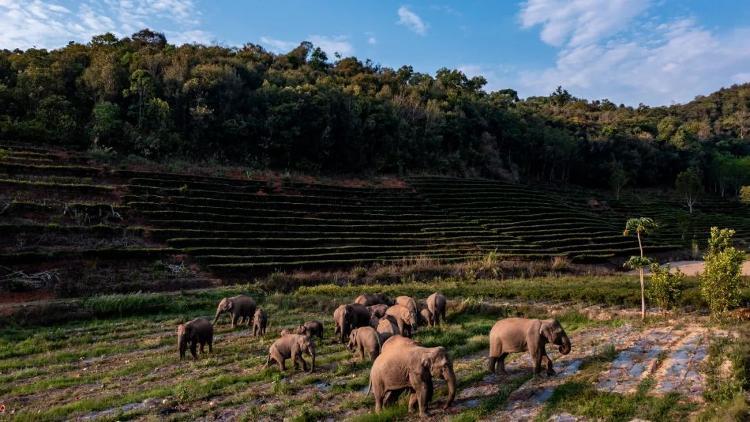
[426,292,447,325]
[347,326,381,361]
[177,317,213,360]
[297,320,324,339]
[252,308,267,336]
[333,303,370,343]
[385,304,416,336]
[488,317,571,376]
[354,293,394,306]
[213,295,257,328]
[266,333,316,372]
[368,335,456,417]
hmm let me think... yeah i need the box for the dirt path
[636,260,750,276]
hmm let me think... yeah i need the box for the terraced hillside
[1,143,748,294]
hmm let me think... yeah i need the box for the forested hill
[0,29,748,195]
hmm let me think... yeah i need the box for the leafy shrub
[0,148,8,160]
[647,264,684,312]
[700,227,746,318]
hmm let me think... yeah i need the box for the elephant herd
[175,292,572,417]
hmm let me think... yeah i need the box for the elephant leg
[542,351,555,375]
[408,391,418,413]
[199,341,205,354]
[270,348,285,371]
[416,382,430,417]
[296,353,309,371]
[208,338,213,353]
[488,356,498,373]
[374,387,384,413]
[231,314,238,329]
[189,341,198,359]
[533,349,543,375]
[497,353,508,374]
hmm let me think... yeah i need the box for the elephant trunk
[559,335,571,355]
[442,364,456,409]
[212,309,222,325]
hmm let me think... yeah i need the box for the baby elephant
[252,308,268,336]
[266,333,316,372]
[488,318,571,376]
[177,318,214,360]
[296,320,324,339]
[347,326,381,361]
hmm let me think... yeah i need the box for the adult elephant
[488,318,571,376]
[355,293,394,306]
[368,335,456,417]
[395,296,418,331]
[426,292,447,325]
[333,303,370,343]
[213,295,257,328]
[385,304,417,337]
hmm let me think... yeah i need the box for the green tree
[700,227,745,318]
[89,101,122,148]
[624,217,658,319]
[675,167,703,213]
[647,263,684,314]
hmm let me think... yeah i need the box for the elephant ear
[540,321,557,344]
[225,300,233,311]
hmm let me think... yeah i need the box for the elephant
[376,315,401,342]
[395,296,418,332]
[266,333,316,373]
[369,315,381,328]
[385,304,416,337]
[354,293,394,306]
[426,292,447,325]
[488,318,571,376]
[213,295,257,328]
[419,307,434,327]
[368,335,456,417]
[367,304,389,319]
[333,303,371,343]
[177,318,213,360]
[347,326,381,361]
[297,320,324,339]
[252,308,267,336]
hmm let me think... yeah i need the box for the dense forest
[0,29,748,195]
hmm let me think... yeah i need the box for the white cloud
[367,36,377,45]
[517,1,750,105]
[520,0,650,47]
[309,35,353,57]
[259,36,297,53]
[397,6,427,35]
[0,0,210,49]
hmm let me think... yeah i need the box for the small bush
[648,264,684,313]
[551,256,570,272]
[0,148,8,160]
[700,227,745,318]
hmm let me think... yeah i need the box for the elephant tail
[366,379,372,396]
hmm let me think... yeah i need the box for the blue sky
[2,1,750,106]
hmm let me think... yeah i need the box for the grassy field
[1,277,748,421]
